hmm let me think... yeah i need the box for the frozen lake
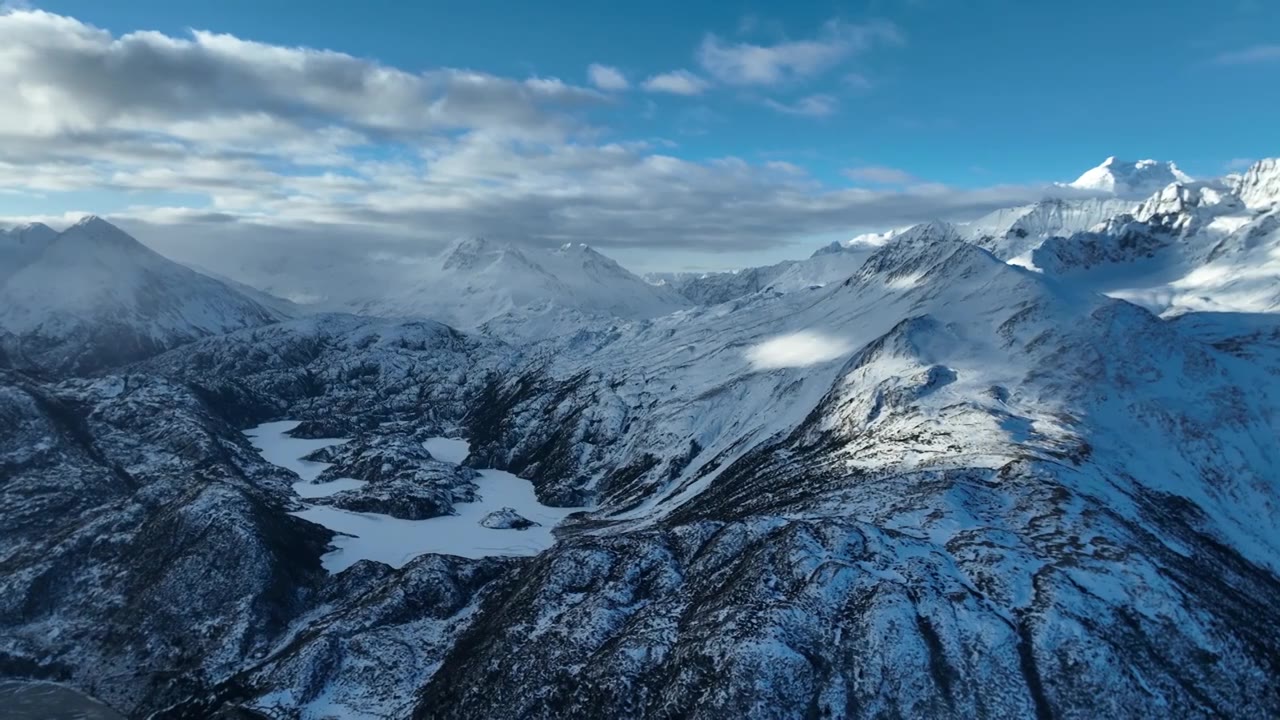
[245,420,584,572]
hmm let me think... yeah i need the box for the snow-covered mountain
[1235,157,1280,210]
[647,263,793,305]
[1067,156,1193,196]
[0,216,285,373]
[0,222,57,284]
[352,237,688,335]
[655,225,923,306]
[11,219,1269,718]
[964,197,1138,260]
[1032,159,1280,316]
[5,158,1280,719]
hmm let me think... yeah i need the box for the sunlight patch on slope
[745,330,854,370]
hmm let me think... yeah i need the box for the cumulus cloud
[1213,44,1280,65]
[763,94,838,117]
[642,70,710,95]
[698,20,901,86]
[745,330,855,370]
[0,9,603,141]
[587,63,629,90]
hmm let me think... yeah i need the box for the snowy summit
[1067,156,1194,196]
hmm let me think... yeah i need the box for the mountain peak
[1237,157,1280,210]
[1068,157,1193,197]
[1,222,57,245]
[440,236,532,273]
[57,215,143,250]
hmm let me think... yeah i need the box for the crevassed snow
[246,421,583,572]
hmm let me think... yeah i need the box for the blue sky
[0,0,1277,271]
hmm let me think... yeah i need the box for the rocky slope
[0,369,332,715]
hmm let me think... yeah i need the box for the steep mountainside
[659,224,945,307]
[0,217,283,374]
[1032,160,1280,316]
[965,197,1137,260]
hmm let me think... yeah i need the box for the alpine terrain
[3,149,1279,719]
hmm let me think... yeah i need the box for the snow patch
[424,437,470,464]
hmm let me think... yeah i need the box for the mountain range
[2,157,1280,719]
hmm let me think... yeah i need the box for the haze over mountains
[3,155,1280,719]
[0,216,283,373]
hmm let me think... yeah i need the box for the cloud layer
[0,10,1082,279]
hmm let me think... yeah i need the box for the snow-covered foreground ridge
[1,155,1279,719]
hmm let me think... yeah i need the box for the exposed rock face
[305,433,480,519]
[479,508,540,530]
[0,371,332,715]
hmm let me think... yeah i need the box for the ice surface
[244,420,361,495]
[246,421,583,572]
[423,437,470,464]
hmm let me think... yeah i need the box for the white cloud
[745,330,855,370]
[764,94,838,117]
[587,63,629,91]
[0,9,603,141]
[698,20,901,86]
[0,9,1098,284]
[1213,44,1280,65]
[845,165,917,185]
[642,70,709,96]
